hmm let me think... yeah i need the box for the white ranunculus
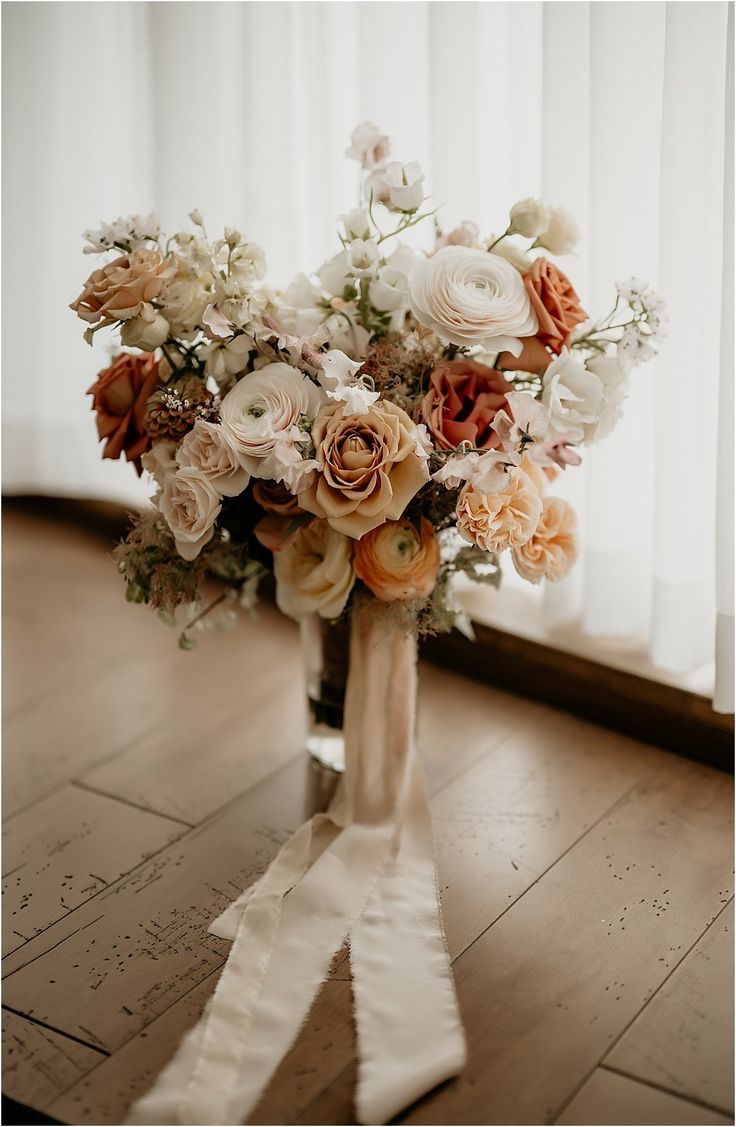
[541,349,604,440]
[347,238,379,277]
[176,420,251,497]
[274,519,355,620]
[341,209,371,241]
[219,362,324,481]
[535,206,579,256]
[581,354,630,443]
[384,161,425,212]
[369,244,423,313]
[159,466,222,560]
[407,246,538,355]
[120,312,170,350]
[508,197,550,239]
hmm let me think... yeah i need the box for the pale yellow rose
[299,399,429,539]
[512,496,578,583]
[456,467,542,553]
[273,519,355,620]
[354,518,440,603]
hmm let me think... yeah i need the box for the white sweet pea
[433,448,518,493]
[369,244,423,313]
[345,122,391,170]
[341,209,372,241]
[411,423,433,462]
[541,349,603,440]
[534,206,579,256]
[492,391,550,451]
[384,161,425,212]
[200,332,253,382]
[508,197,550,239]
[347,238,379,277]
[317,349,379,414]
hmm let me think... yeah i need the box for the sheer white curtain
[3,1,732,709]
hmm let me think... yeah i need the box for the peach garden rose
[354,518,440,602]
[71,248,176,331]
[512,495,578,583]
[456,466,542,554]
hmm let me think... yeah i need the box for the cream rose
[70,248,176,329]
[408,247,537,355]
[159,466,221,560]
[512,496,578,583]
[273,520,355,620]
[299,399,430,539]
[176,420,251,497]
[456,467,542,553]
[354,518,440,603]
[120,311,170,350]
[542,349,604,440]
[219,362,323,480]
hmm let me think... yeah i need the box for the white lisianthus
[581,354,630,443]
[347,238,379,277]
[534,206,579,256]
[369,244,423,313]
[159,466,222,560]
[341,209,372,241]
[120,312,170,350]
[316,349,379,414]
[274,519,355,620]
[384,161,425,212]
[408,246,537,354]
[345,122,391,170]
[176,420,251,497]
[219,362,324,482]
[541,349,603,440]
[508,197,550,239]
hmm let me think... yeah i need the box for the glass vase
[301,614,350,773]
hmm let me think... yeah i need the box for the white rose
[120,312,169,350]
[384,161,425,212]
[408,246,538,354]
[176,420,251,497]
[159,466,221,560]
[346,122,391,170]
[541,349,604,440]
[347,238,379,277]
[219,362,324,480]
[535,206,579,256]
[274,519,355,620]
[581,354,629,443]
[341,209,371,241]
[508,197,550,239]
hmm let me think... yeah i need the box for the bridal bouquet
[72,122,666,646]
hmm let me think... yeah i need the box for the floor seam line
[599,1062,734,1119]
[2,1004,110,1057]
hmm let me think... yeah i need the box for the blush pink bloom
[421,359,511,450]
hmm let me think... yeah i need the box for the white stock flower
[534,206,579,256]
[541,349,603,440]
[581,354,630,443]
[176,420,251,497]
[408,246,537,354]
[219,362,324,481]
[346,122,391,170]
[159,466,221,560]
[508,198,550,239]
[341,209,372,241]
[120,312,170,350]
[384,161,425,212]
[347,238,379,277]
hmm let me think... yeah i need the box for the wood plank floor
[2,505,734,1126]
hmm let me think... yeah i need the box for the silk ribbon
[127,607,466,1126]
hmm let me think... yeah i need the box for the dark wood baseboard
[5,494,733,773]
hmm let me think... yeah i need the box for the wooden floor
[2,504,734,1127]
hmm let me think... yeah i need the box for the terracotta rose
[299,399,429,539]
[421,359,512,450]
[522,258,587,355]
[71,248,176,330]
[87,353,161,471]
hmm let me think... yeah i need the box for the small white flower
[508,197,550,239]
[364,168,391,207]
[384,161,425,213]
[616,323,656,371]
[347,238,379,277]
[317,349,379,414]
[535,206,579,256]
[318,251,353,297]
[341,209,371,241]
[492,391,550,451]
[369,244,423,313]
[346,122,391,170]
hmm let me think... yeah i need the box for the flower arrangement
[72,122,666,646]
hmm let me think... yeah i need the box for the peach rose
[273,519,355,620]
[355,518,440,603]
[71,248,176,329]
[512,496,578,583]
[456,466,542,553]
[299,400,429,539]
[523,258,587,355]
[421,359,511,450]
[252,480,303,515]
[87,352,161,471]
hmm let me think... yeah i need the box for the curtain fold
[2,1,732,706]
